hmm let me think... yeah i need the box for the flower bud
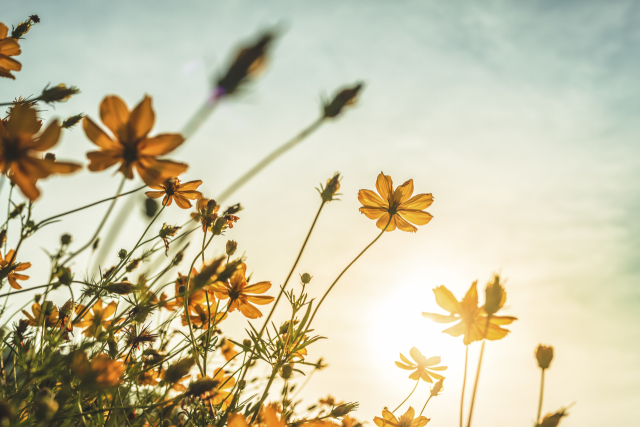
[300,273,312,285]
[430,378,444,397]
[60,234,72,245]
[535,344,554,370]
[0,230,6,248]
[242,339,252,348]
[126,258,141,272]
[483,274,505,316]
[104,281,135,295]
[319,172,341,202]
[117,249,127,259]
[159,223,180,239]
[323,83,363,118]
[226,240,238,257]
[39,84,79,104]
[280,364,293,379]
[330,402,359,417]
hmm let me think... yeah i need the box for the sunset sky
[3,1,640,425]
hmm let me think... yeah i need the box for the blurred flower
[83,95,187,186]
[39,83,79,104]
[22,302,58,328]
[188,368,235,408]
[213,263,274,319]
[535,345,554,370]
[483,274,506,316]
[72,351,125,389]
[374,407,429,427]
[323,83,363,118]
[123,324,157,352]
[536,407,569,427]
[181,302,227,330]
[0,23,21,79]
[0,249,30,289]
[395,347,446,384]
[163,357,194,388]
[358,172,433,232]
[422,281,517,345]
[75,299,118,337]
[220,338,237,361]
[191,198,219,231]
[145,177,202,208]
[0,105,81,200]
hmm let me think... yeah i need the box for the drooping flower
[83,95,187,186]
[422,281,517,345]
[75,299,118,338]
[145,177,202,208]
[395,347,446,384]
[0,249,30,289]
[22,302,58,328]
[373,407,429,427]
[0,23,21,79]
[358,172,433,232]
[213,263,274,319]
[0,105,81,200]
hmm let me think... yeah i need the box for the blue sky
[2,1,640,425]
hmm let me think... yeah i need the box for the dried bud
[318,172,341,202]
[9,203,25,219]
[483,274,505,316]
[39,84,79,104]
[224,203,242,215]
[226,240,238,257]
[536,407,569,427]
[62,113,85,129]
[159,223,181,239]
[430,378,444,397]
[34,388,58,421]
[216,31,276,97]
[11,19,34,39]
[104,281,135,295]
[315,358,328,371]
[29,15,40,24]
[60,234,72,245]
[300,273,312,284]
[535,344,554,370]
[164,358,195,383]
[44,152,56,161]
[323,83,363,118]
[126,258,141,272]
[34,294,41,303]
[144,198,159,218]
[330,402,359,418]
[280,364,293,379]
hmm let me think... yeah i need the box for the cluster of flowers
[0,14,570,427]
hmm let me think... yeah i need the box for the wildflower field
[1,3,638,427]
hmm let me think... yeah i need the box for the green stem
[392,380,419,413]
[536,368,546,423]
[217,117,325,204]
[460,344,469,427]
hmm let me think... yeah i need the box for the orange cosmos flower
[0,249,30,289]
[395,347,446,383]
[422,281,517,345]
[72,351,125,389]
[83,95,187,186]
[0,105,81,200]
[213,263,274,319]
[181,303,227,330]
[22,302,58,327]
[220,338,238,361]
[358,172,433,232]
[145,177,202,208]
[75,299,118,338]
[191,368,236,408]
[0,23,21,79]
[374,407,429,427]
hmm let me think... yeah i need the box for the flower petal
[245,295,275,305]
[422,312,458,323]
[394,179,414,204]
[243,281,271,294]
[375,172,394,203]
[238,302,262,319]
[432,286,462,315]
[7,104,40,139]
[358,189,386,208]
[138,134,185,156]
[128,95,155,141]
[25,120,61,151]
[359,206,387,220]
[424,356,441,366]
[401,193,434,211]
[100,95,130,138]
[83,117,119,150]
[398,210,433,226]
[376,213,396,232]
[395,215,418,233]
[395,361,414,371]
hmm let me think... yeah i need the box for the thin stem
[392,380,419,413]
[420,395,433,417]
[250,365,279,423]
[217,117,325,203]
[466,315,491,427]
[460,344,469,427]
[536,368,546,423]
[307,219,390,329]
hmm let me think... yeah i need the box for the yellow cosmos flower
[190,368,236,408]
[422,281,517,345]
[0,23,21,79]
[83,95,187,186]
[22,302,58,328]
[213,263,274,319]
[220,338,238,361]
[145,177,203,208]
[395,347,446,383]
[0,249,30,289]
[374,407,429,427]
[358,172,433,232]
[75,299,118,338]
[0,105,81,200]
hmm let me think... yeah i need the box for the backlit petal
[243,281,271,294]
[394,179,414,204]
[432,286,462,315]
[100,95,130,138]
[395,215,418,233]
[421,312,457,323]
[83,117,120,149]
[375,172,394,202]
[128,95,155,141]
[395,361,414,370]
[138,134,185,156]
[359,206,387,220]
[401,193,434,211]
[358,189,386,208]
[7,104,39,139]
[398,210,433,226]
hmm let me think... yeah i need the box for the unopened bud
[319,173,341,203]
[483,274,505,316]
[323,83,363,118]
[92,238,100,251]
[60,234,72,245]
[8,203,25,219]
[55,267,73,286]
[242,339,252,348]
[226,240,238,257]
[301,273,312,284]
[39,84,79,104]
[62,113,85,129]
[330,402,359,418]
[281,364,293,379]
[535,344,554,370]
[104,281,134,295]
[144,198,159,218]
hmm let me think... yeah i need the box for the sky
[2,0,640,425]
